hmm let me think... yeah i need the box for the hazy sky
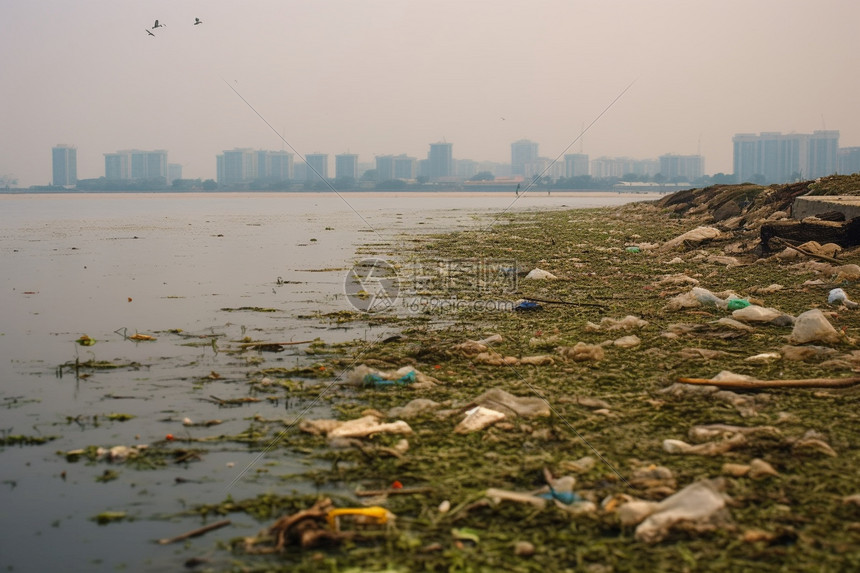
[2,0,859,186]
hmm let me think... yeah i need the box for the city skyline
[3,1,860,187]
[45,128,860,188]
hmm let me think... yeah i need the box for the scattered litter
[748,459,779,479]
[722,463,750,477]
[631,478,731,543]
[524,268,557,280]
[77,335,96,346]
[485,487,547,509]
[388,398,440,419]
[678,347,729,361]
[327,506,393,531]
[792,430,837,457]
[242,498,352,552]
[750,283,783,295]
[455,406,506,433]
[518,355,556,366]
[559,456,596,474]
[346,365,439,389]
[662,433,746,456]
[128,333,156,341]
[470,387,550,418]
[781,345,838,361]
[732,305,793,325]
[655,273,699,287]
[661,226,722,251]
[558,342,605,362]
[514,300,542,312]
[585,315,648,332]
[745,352,781,363]
[454,335,502,356]
[726,298,751,311]
[834,264,860,282]
[299,415,413,440]
[828,288,858,309]
[715,317,755,331]
[788,309,842,345]
[613,335,641,348]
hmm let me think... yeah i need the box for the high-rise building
[104,152,129,180]
[220,149,257,184]
[335,153,358,180]
[590,157,658,179]
[456,159,478,179]
[267,151,293,180]
[428,142,453,180]
[52,145,77,186]
[732,131,839,183]
[838,147,860,175]
[305,153,329,181]
[168,163,182,184]
[511,139,538,176]
[564,154,589,177]
[375,155,395,181]
[393,155,417,180]
[106,149,167,181]
[659,154,704,181]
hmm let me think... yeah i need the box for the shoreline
[4,177,858,571]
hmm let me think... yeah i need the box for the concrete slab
[792,196,860,221]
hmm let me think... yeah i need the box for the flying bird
[146,29,155,37]
[152,20,165,29]
[194,18,203,25]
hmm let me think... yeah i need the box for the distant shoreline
[0,188,675,197]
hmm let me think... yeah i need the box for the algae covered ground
[111,180,856,572]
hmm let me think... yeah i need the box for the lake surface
[0,191,658,571]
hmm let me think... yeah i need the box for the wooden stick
[678,376,860,389]
[355,486,434,497]
[157,519,231,545]
[772,237,841,264]
[239,340,315,348]
[521,296,608,309]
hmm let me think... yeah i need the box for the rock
[514,541,535,557]
[524,268,558,280]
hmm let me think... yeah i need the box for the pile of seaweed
[139,179,860,571]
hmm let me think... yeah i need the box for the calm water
[0,191,657,571]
